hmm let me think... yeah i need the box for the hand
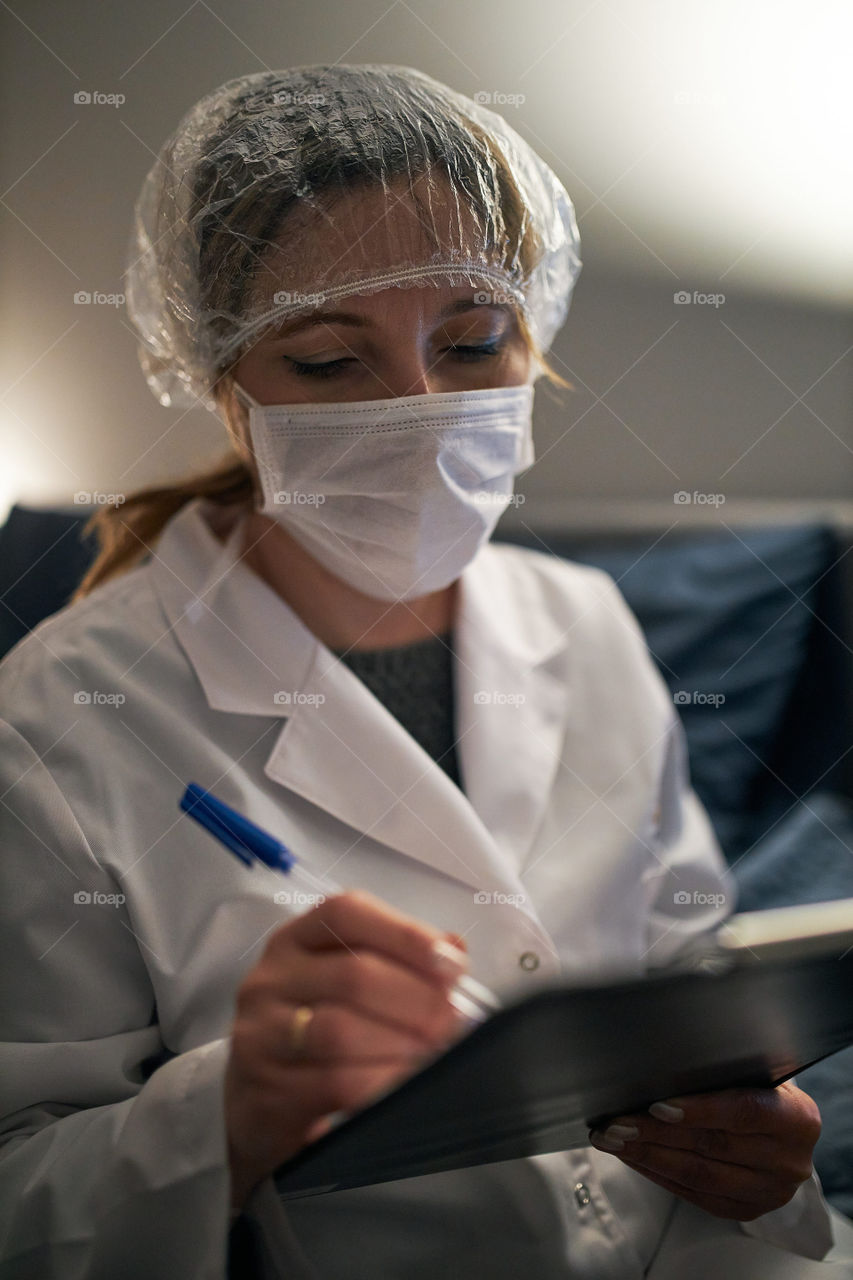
[225,890,468,1210]
[589,1080,821,1221]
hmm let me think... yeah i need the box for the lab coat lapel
[454,543,572,869]
[262,640,523,893]
[264,541,572,890]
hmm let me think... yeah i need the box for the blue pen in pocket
[179,782,500,1026]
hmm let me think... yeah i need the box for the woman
[1,64,851,1279]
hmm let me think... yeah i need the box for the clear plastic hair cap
[125,64,581,410]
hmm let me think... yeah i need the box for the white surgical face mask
[233,382,535,601]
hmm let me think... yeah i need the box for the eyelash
[287,341,505,379]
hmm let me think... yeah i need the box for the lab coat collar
[151,500,318,716]
[152,501,572,893]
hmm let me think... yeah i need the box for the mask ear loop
[232,381,261,410]
[224,382,270,511]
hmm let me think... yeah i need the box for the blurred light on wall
[513,0,853,304]
[0,418,53,523]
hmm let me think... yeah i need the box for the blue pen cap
[180,783,295,872]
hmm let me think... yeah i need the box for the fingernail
[649,1102,685,1123]
[431,937,468,978]
[603,1124,639,1142]
[590,1130,624,1151]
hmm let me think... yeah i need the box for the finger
[618,1084,798,1135]
[443,932,468,953]
[589,1118,781,1169]
[277,890,468,983]
[294,1059,424,1119]
[232,1028,433,1120]
[615,1157,769,1222]
[260,1002,442,1064]
[263,947,463,1043]
[605,1139,796,1205]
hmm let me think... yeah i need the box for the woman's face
[228,175,532,411]
[231,282,532,406]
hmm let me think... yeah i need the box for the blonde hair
[74,131,570,601]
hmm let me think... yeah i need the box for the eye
[287,357,354,379]
[447,340,505,361]
[285,337,506,378]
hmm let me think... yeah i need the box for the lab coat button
[573,1182,591,1208]
[519,951,540,971]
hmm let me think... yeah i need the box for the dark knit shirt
[333,631,462,789]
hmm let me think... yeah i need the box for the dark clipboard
[274,901,853,1201]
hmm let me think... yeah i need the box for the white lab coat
[0,497,850,1279]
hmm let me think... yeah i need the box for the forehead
[251,171,497,300]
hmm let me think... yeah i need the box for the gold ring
[289,1005,314,1057]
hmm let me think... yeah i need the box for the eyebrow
[270,298,513,338]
